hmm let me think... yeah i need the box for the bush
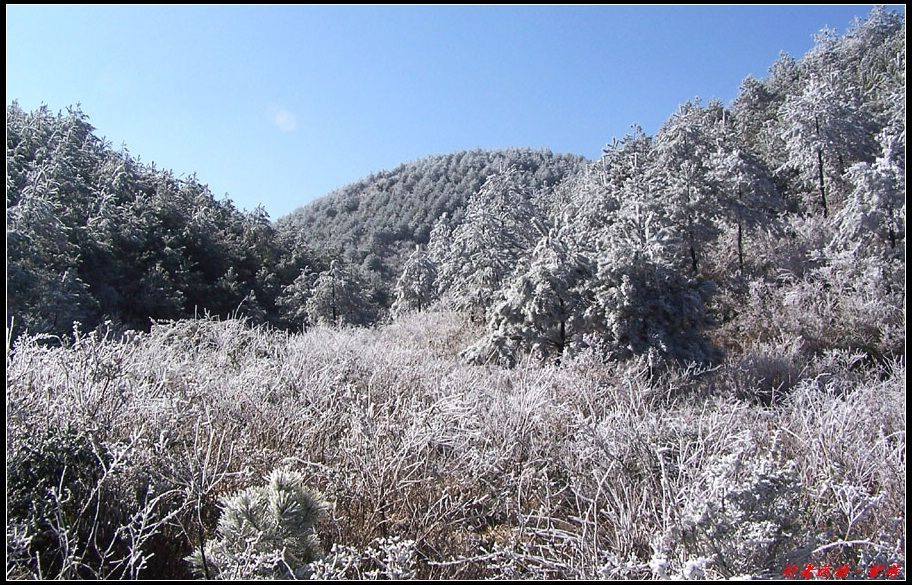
[651,434,810,579]
[309,537,418,580]
[7,429,108,578]
[187,468,328,579]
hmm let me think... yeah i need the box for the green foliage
[7,429,109,577]
[187,468,328,580]
[6,104,317,338]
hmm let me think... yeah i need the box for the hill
[275,149,586,279]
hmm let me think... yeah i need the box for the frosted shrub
[6,307,905,579]
[652,434,808,579]
[7,429,108,578]
[721,336,808,405]
[6,428,174,579]
[6,521,34,580]
[309,536,418,580]
[188,468,328,579]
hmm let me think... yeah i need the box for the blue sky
[6,5,902,218]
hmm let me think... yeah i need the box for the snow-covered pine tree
[731,75,786,172]
[7,174,95,334]
[391,245,437,317]
[426,212,455,293]
[652,99,725,275]
[585,180,716,363]
[766,51,802,97]
[276,267,317,329]
[837,6,905,128]
[560,125,653,248]
[187,468,327,580]
[834,127,905,258]
[708,120,779,274]
[440,167,543,320]
[779,71,878,217]
[465,228,592,366]
[305,259,373,326]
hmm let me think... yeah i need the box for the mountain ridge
[275,147,586,278]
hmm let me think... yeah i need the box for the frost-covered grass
[6,312,905,579]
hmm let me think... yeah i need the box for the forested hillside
[6,113,582,336]
[399,7,905,367]
[277,150,585,282]
[7,9,904,348]
[5,7,907,581]
[6,103,324,335]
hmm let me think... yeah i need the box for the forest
[6,7,906,580]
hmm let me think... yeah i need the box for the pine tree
[466,229,591,366]
[708,120,779,274]
[779,72,878,217]
[305,259,373,326]
[585,195,716,363]
[277,267,317,328]
[391,246,437,317]
[652,99,725,274]
[439,168,543,320]
[187,468,327,580]
[731,76,785,170]
[7,177,94,334]
[835,128,905,258]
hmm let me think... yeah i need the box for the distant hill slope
[275,148,586,279]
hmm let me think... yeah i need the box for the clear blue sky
[6,5,902,218]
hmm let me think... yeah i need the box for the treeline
[6,8,906,367]
[389,7,905,365]
[6,110,582,337]
[7,104,323,335]
[275,149,585,280]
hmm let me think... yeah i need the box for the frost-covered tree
[731,76,788,174]
[466,229,592,366]
[779,73,878,217]
[276,149,583,284]
[187,468,327,580]
[652,99,725,274]
[426,212,455,268]
[585,194,716,363]
[305,260,374,326]
[560,126,652,245]
[391,246,437,316]
[835,128,905,257]
[767,51,802,97]
[437,168,543,319]
[819,7,905,126]
[7,178,94,333]
[6,102,310,337]
[600,125,654,195]
[708,141,779,274]
[276,267,317,328]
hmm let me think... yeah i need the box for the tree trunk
[331,273,337,324]
[557,297,566,359]
[689,237,699,274]
[737,219,744,274]
[814,115,829,218]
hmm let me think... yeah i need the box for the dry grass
[6,312,905,579]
